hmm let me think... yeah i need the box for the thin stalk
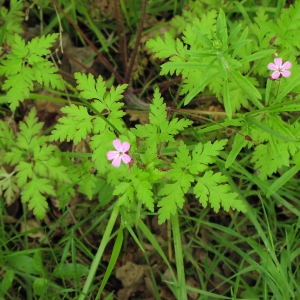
[78,205,119,300]
[29,93,72,104]
[115,0,128,73]
[171,212,187,300]
[51,0,123,83]
[124,0,148,83]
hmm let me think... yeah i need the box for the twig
[51,0,124,83]
[114,0,128,74]
[124,0,148,83]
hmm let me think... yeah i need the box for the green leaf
[216,9,228,50]
[21,107,43,130]
[22,177,55,219]
[113,182,134,206]
[134,89,192,145]
[194,171,246,212]
[222,79,232,118]
[75,73,107,100]
[240,49,274,63]
[251,142,290,179]
[33,278,49,296]
[27,34,58,58]
[74,73,127,133]
[53,263,89,279]
[158,184,185,224]
[0,1,24,44]
[1,71,33,110]
[0,120,14,149]
[0,168,19,205]
[157,142,194,223]
[90,131,116,173]
[0,34,63,109]
[0,269,15,297]
[231,70,262,108]
[190,139,227,174]
[276,72,300,103]
[225,134,248,168]
[134,178,154,212]
[267,165,299,197]
[51,104,93,144]
[78,173,97,200]
[6,254,39,275]
[249,115,300,178]
[146,32,179,59]
[15,161,34,186]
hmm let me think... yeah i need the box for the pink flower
[107,139,132,167]
[267,58,292,79]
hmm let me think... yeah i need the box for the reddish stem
[124,0,148,83]
[51,0,124,83]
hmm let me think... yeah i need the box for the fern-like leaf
[0,0,24,44]
[22,177,56,219]
[158,184,185,224]
[75,73,107,100]
[51,104,93,144]
[0,168,19,205]
[190,139,227,174]
[0,34,64,110]
[194,171,246,212]
[134,89,192,144]
[157,142,194,223]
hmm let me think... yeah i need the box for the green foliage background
[0,1,299,299]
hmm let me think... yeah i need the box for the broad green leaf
[53,263,89,279]
[231,70,262,108]
[225,134,248,168]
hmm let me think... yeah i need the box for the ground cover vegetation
[0,0,299,299]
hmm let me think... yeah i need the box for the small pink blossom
[107,139,132,167]
[267,58,292,79]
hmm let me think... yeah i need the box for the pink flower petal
[107,140,132,167]
[113,139,122,151]
[267,63,278,71]
[112,156,122,167]
[271,71,281,79]
[120,141,130,152]
[282,61,292,69]
[274,58,283,67]
[281,70,291,77]
[107,150,118,160]
[121,154,132,164]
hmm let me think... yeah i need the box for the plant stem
[114,0,128,73]
[171,212,187,300]
[51,0,123,83]
[78,205,119,300]
[124,0,148,83]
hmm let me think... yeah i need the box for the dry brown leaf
[20,219,46,240]
[126,109,149,124]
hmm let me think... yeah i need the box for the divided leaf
[134,89,192,144]
[147,8,263,111]
[158,184,185,224]
[0,0,24,44]
[0,34,64,110]
[51,104,93,144]
[75,73,107,100]
[22,177,56,219]
[194,171,246,212]
[157,139,245,223]
[190,139,227,173]
[1,109,72,218]
[146,32,179,59]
